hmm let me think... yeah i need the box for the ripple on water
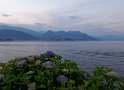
[0,41,124,76]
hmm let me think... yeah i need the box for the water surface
[0,41,124,75]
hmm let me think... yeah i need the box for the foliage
[0,51,124,90]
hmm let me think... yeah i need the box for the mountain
[0,24,98,41]
[0,25,44,39]
[0,29,38,40]
[40,30,97,41]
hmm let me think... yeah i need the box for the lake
[0,41,124,76]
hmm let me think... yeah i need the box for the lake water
[0,41,124,76]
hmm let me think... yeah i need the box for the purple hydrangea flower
[21,57,29,61]
[0,74,5,80]
[45,51,55,57]
[15,60,27,68]
[82,76,89,81]
[56,75,68,83]
[34,55,40,60]
[30,55,40,59]
[42,61,55,68]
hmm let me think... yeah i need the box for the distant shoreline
[1,39,124,42]
[0,39,99,42]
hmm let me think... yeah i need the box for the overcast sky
[0,0,124,35]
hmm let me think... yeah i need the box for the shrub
[0,51,124,90]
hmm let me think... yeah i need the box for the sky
[0,0,124,36]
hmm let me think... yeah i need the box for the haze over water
[0,41,124,76]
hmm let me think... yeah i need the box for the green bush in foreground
[0,51,124,90]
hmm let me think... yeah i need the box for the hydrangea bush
[0,51,124,90]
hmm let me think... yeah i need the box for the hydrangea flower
[42,61,55,68]
[29,55,40,60]
[21,56,29,60]
[56,75,68,84]
[34,55,40,60]
[0,66,2,69]
[15,60,27,68]
[106,71,118,77]
[82,76,89,81]
[35,60,41,65]
[61,69,69,74]
[0,74,5,80]
[28,82,36,90]
[26,71,35,75]
[45,51,55,57]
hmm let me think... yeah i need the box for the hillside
[40,30,97,41]
[0,25,44,39]
[0,29,38,40]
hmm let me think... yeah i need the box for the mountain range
[0,25,98,41]
[40,30,97,41]
[0,24,124,41]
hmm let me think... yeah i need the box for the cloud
[0,0,124,35]
[0,13,11,17]
[67,16,80,20]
